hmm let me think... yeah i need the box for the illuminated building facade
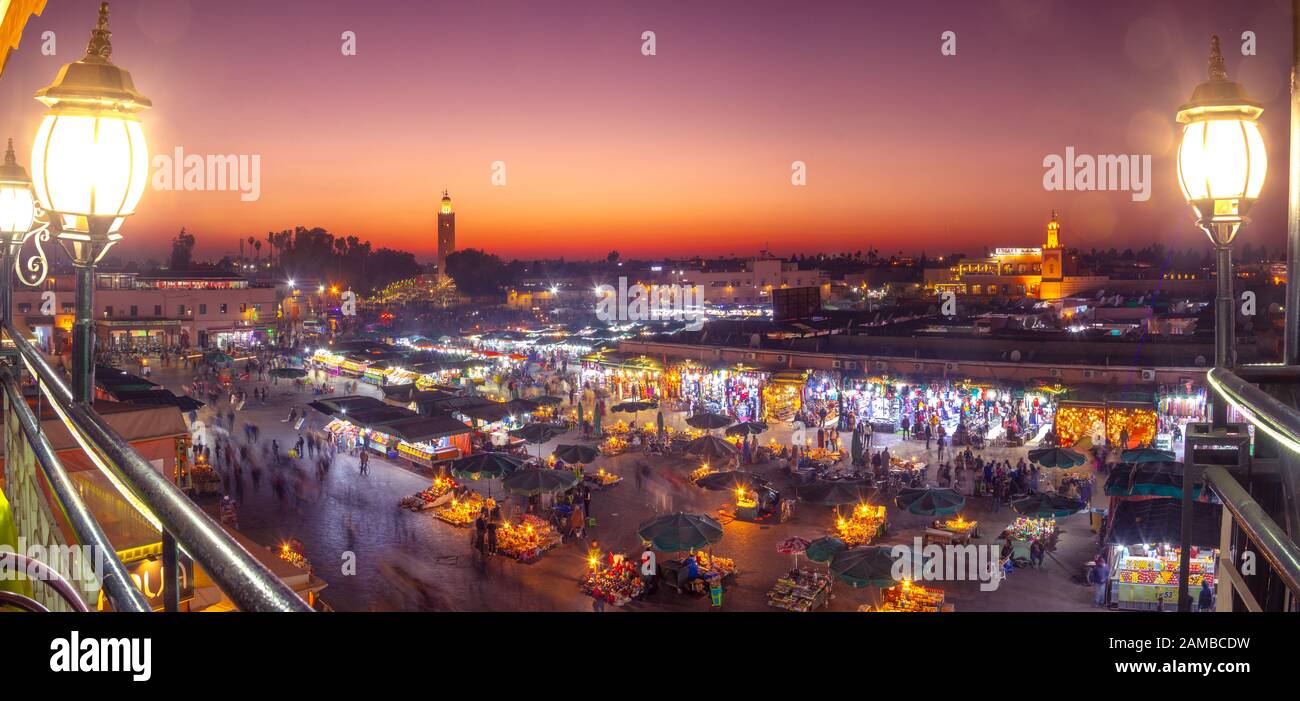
[926,212,1105,300]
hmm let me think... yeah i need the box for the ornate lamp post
[29,2,150,402]
[1176,36,1268,376]
[1174,35,1269,613]
[0,138,37,322]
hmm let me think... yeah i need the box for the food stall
[862,581,948,612]
[399,476,458,511]
[925,515,978,546]
[767,569,832,612]
[584,467,622,490]
[1000,517,1057,559]
[1054,399,1157,448]
[669,362,768,419]
[433,491,495,527]
[1111,545,1216,611]
[495,514,562,563]
[580,554,647,606]
[835,503,887,547]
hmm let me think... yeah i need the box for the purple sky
[0,0,1294,261]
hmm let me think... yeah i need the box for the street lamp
[1176,35,1267,372]
[1174,35,1268,615]
[29,2,151,402]
[0,138,37,321]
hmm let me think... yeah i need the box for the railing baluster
[3,321,312,612]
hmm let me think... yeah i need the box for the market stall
[862,581,948,612]
[1102,497,1222,610]
[767,569,832,612]
[580,550,647,607]
[495,514,562,563]
[399,476,458,511]
[762,370,805,422]
[835,503,888,547]
[669,362,768,419]
[1054,399,1158,449]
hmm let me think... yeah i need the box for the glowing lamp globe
[1175,36,1266,245]
[30,3,150,244]
[0,139,36,239]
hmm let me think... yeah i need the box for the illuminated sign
[993,247,1041,257]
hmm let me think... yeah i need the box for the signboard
[772,286,821,321]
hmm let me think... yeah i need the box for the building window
[177,305,186,316]
[62,302,74,313]
[971,285,981,295]
[199,304,207,315]
[219,303,227,314]
[130,305,138,317]
[154,305,162,316]
[17,302,31,313]
[104,306,113,317]
[240,303,247,313]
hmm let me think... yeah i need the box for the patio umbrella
[509,422,565,461]
[830,546,901,588]
[694,470,768,491]
[1105,461,1201,499]
[777,536,811,570]
[637,512,724,552]
[798,480,876,507]
[612,400,657,428]
[204,350,234,365]
[684,435,738,462]
[1027,447,1087,469]
[804,536,847,563]
[686,412,734,431]
[532,395,564,406]
[450,452,524,481]
[724,421,768,437]
[502,468,580,497]
[894,487,966,516]
[270,367,307,379]
[1120,448,1176,464]
[1012,491,1087,518]
[552,443,598,465]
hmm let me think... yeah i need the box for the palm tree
[254,240,262,266]
[247,236,256,265]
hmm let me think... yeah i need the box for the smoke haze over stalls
[0,0,1292,261]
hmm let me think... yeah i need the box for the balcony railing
[1204,366,1300,610]
[2,321,312,612]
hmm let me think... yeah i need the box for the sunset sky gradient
[0,0,1294,262]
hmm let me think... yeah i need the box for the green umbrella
[1105,461,1202,499]
[552,444,599,464]
[724,421,768,437]
[450,452,524,481]
[694,470,768,491]
[532,395,564,406]
[1120,448,1176,464]
[798,480,876,507]
[894,487,965,516]
[684,435,738,462]
[509,422,564,461]
[637,512,724,552]
[612,400,657,428]
[1027,447,1086,469]
[804,536,847,563]
[1011,491,1086,518]
[502,468,579,496]
[686,412,734,431]
[829,546,901,588]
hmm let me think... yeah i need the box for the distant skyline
[0,0,1294,262]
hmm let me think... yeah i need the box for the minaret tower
[1040,210,1064,298]
[437,190,455,276]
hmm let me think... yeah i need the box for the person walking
[1029,539,1045,569]
[1093,556,1110,607]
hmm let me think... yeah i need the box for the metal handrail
[1207,367,1300,456]
[3,322,312,612]
[0,368,149,611]
[1202,466,1300,597]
